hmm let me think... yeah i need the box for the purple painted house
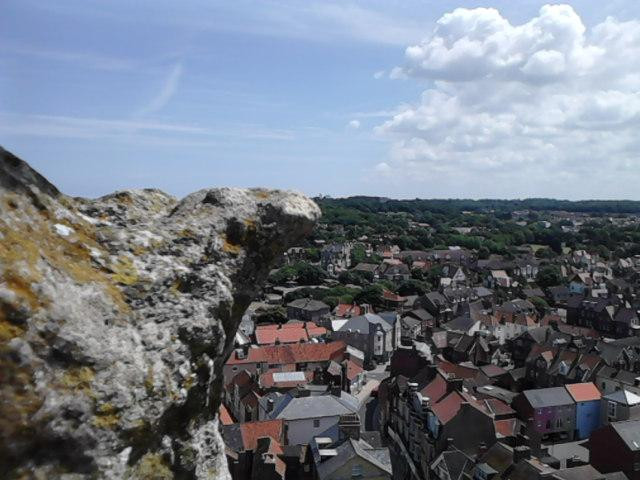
[513,387,576,441]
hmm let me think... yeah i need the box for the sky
[1,1,639,200]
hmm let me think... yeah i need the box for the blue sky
[1,1,639,199]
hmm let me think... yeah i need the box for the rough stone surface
[0,147,320,479]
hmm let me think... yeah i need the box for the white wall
[285,415,340,445]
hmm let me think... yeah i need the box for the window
[351,464,363,477]
[313,419,320,428]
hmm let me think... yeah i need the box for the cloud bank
[376,4,640,197]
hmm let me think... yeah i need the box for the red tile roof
[254,322,327,345]
[345,359,363,381]
[383,289,406,303]
[420,373,448,403]
[494,418,518,438]
[305,322,328,338]
[259,370,313,389]
[565,382,601,402]
[432,391,465,424]
[239,419,285,451]
[480,364,507,378]
[255,324,309,345]
[226,341,346,366]
[335,304,362,318]
[219,404,234,425]
[437,359,479,380]
[484,398,515,417]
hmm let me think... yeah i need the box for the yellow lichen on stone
[128,453,173,480]
[179,228,195,238]
[94,403,120,429]
[131,244,148,256]
[144,365,155,395]
[60,366,95,393]
[0,317,25,343]
[114,191,134,205]
[253,191,270,200]
[111,255,139,285]
[3,271,40,311]
[183,375,195,390]
[0,194,131,313]
[0,357,42,446]
[222,235,242,255]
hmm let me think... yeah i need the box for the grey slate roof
[402,316,421,330]
[377,311,398,329]
[316,438,392,479]
[443,314,476,333]
[474,286,494,298]
[435,450,474,480]
[352,263,379,273]
[271,392,359,420]
[405,308,434,322]
[604,389,640,406]
[425,291,448,307]
[522,387,574,408]
[339,313,392,334]
[613,420,640,450]
[287,298,330,311]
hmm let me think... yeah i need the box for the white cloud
[0,113,295,146]
[373,70,385,79]
[135,63,184,116]
[347,119,361,129]
[376,4,640,197]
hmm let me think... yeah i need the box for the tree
[351,244,368,265]
[425,265,443,289]
[397,279,428,297]
[529,296,550,316]
[295,262,326,285]
[354,284,383,307]
[536,265,562,288]
[338,270,372,286]
[254,306,287,325]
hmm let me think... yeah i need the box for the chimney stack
[446,376,464,393]
[339,413,361,441]
[476,442,488,460]
[513,445,531,463]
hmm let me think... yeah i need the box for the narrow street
[357,361,389,431]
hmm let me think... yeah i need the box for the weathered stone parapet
[0,147,320,479]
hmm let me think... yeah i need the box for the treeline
[317,196,640,215]
[313,196,640,259]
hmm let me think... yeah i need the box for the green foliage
[354,284,384,307]
[254,306,287,325]
[397,279,429,296]
[351,243,368,264]
[425,265,444,289]
[284,285,360,309]
[314,197,640,264]
[338,270,372,286]
[269,261,326,286]
[529,296,550,316]
[536,265,562,288]
[306,248,321,262]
